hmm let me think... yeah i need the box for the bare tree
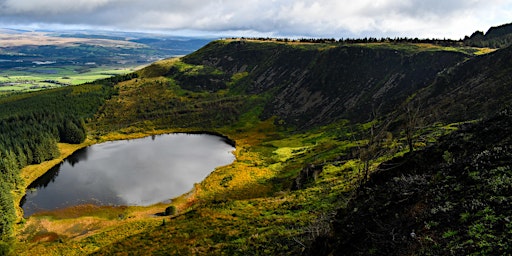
[403,100,423,153]
[354,105,393,186]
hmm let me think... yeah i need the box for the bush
[164,205,177,216]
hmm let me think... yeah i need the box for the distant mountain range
[0,29,213,65]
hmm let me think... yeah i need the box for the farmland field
[0,65,139,90]
[0,29,212,94]
[0,65,139,94]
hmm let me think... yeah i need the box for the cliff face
[183,41,467,128]
[419,45,512,123]
[181,40,512,255]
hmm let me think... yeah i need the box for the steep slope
[183,41,467,128]
[308,107,512,255]
[417,45,512,124]
[305,43,512,256]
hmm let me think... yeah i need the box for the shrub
[165,205,177,216]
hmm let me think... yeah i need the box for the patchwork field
[0,29,211,95]
[0,65,139,94]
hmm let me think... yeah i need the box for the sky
[0,0,511,39]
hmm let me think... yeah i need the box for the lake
[21,133,235,217]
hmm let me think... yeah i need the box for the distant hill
[0,29,212,94]
[0,30,212,65]
[55,30,213,57]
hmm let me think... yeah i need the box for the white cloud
[2,0,111,14]
[0,0,510,38]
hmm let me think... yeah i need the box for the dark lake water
[21,133,235,217]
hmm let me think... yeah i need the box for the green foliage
[0,240,12,256]
[0,181,16,240]
[165,61,230,92]
[59,119,86,144]
[312,108,512,255]
[442,150,453,164]
[442,230,458,239]
[164,205,176,216]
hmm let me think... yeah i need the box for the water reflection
[21,134,235,217]
[66,147,88,167]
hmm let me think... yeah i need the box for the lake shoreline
[14,128,236,222]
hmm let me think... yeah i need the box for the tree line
[463,22,512,48]
[463,31,512,48]
[230,34,512,49]
[228,37,463,46]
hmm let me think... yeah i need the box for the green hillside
[0,36,511,255]
[308,107,512,255]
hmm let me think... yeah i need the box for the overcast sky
[0,0,511,39]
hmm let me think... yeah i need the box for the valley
[1,23,512,255]
[0,29,211,94]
